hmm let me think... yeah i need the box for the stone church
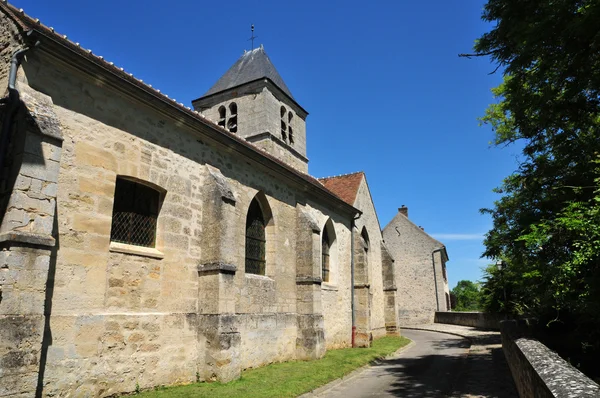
[0,2,448,396]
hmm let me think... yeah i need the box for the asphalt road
[320,330,470,398]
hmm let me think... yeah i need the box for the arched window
[227,102,238,133]
[322,227,331,282]
[288,112,294,145]
[280,106,287,142]
[245,198,266,275]
[218,106,226,128]
[321,219,337,284]
[361,227,370,253]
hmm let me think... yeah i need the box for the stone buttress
[295,208,326,359]
[0,82,63,397]
[381,242,399,335]
[196,166,241,382]
[353,227,371,347]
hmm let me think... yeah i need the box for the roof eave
[192,77,309,116]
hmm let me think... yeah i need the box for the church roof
[201,46,294,99]
[318,172,365,206]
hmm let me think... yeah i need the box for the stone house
[0,3,410,396]
[382,206,450,326]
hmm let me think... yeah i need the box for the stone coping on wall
[434,311,502,330]
[501,320,600,398]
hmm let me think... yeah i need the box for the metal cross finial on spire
[248,24,258,50]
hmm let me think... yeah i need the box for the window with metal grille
[245,198,266,275]
[110,178,160,248]
[322,227,330,282]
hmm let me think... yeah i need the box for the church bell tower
[192,45,309,173]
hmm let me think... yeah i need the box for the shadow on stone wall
[35,202,58,397]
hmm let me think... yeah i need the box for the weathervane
[248,24,258,50]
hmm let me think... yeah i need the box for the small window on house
[322,227,331,282]
[228,102,238,133]
[110,177,161,248]
[245,198,266,275]
[280,106,287,142]
[218,106,226,128]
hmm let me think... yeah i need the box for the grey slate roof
[202,46,294,99]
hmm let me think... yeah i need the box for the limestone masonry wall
[435,311,501,330]
[196,83,308,173]
[382,210,448,326]
[0,41,353,396]
[352,178,387,341]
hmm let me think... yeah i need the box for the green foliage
[451,280,482,311]
[138,336,411,398]
[473,0,600,362]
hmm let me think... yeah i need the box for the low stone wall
[434,311,501,330]
[501,320,600,398]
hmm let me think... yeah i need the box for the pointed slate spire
[202,45,294,99]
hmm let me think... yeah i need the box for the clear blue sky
[11,0,521,289]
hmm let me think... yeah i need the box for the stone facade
[318,172,399,347]
[382,207,449,326]
[0,4,410,397]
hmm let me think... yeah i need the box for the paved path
[314,324,517,398]
[320,330,469,397]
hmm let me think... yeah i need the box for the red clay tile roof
[318,172,364,206]
[0,1,359,215]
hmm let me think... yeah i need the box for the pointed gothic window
[245,198,266,275]
[280,106,287,142]
[218,106,226,128]
[228,102,238,133]
[361,227,370,267]
[361,228,370,252]
[322,227,331,282]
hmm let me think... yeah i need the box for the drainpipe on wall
[431,247,444,312]
[350,212,361,348]
[0,41,39,180]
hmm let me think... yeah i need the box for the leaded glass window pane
[245,199,266,275]
[322,228,330,282]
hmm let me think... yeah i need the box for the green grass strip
[140,335,411,398]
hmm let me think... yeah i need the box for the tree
[469,0,600,367]
[451,280,482,311]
